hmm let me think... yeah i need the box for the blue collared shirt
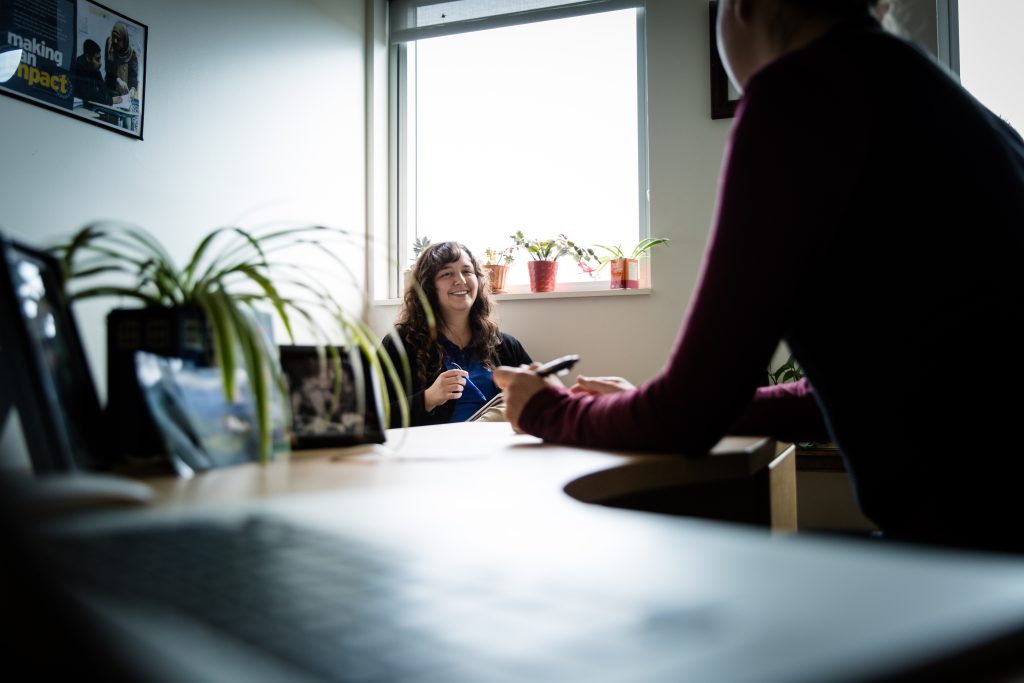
[440,337,499,422]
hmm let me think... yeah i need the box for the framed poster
[0,0,147,139]
[709,1,740,120]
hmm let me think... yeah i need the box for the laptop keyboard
[41,515,709,683]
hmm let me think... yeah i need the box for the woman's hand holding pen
[425,369,468,412]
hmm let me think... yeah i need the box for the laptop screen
[0,234,105,472]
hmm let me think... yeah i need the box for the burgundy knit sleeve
[728,378,831,444]
[519,63,860,455]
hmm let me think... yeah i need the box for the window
[389,0,649,295]
[941,0,1023,133]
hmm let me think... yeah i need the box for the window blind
[389,0,642,44]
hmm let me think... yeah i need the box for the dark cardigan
[381,331,532,427]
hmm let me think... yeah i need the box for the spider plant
[53,221,411,464]
[594,237,669,270]
[768,354,804,385]
[411,235,432,262]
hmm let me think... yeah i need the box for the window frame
[936,0,960,78]
[386,0,651,299]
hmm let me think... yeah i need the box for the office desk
[42,424,1024,682]
[142,423,794,530]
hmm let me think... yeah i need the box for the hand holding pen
[425,365,468,412]
[493,355,580,431]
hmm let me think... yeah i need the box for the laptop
[4,233,1024,683]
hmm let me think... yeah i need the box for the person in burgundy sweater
[496,0,1024,553]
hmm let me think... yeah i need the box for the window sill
[373,286,652,307]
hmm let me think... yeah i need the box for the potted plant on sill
[595,237,669,289]
[53,221,410,467]
[482,245,515,294]
[404,235,432,290]
[511,231,598,293]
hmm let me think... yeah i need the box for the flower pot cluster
[481,233,668,293]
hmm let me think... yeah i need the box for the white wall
[370,0,733,385]
[0,0,368,399]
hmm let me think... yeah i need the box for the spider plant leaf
[56,223,107,276]
[123,227,179,267]
[66,286,164,306]
[200,290,238,403]
[67,264,134,280]
[223,300,273,464]
[230,264,296,344]
[181,227,237,291]
[630,238,669,259]
[379,328,412,428]
[350,317,410,428]
[192,227,270,291]
[408,279,436,341]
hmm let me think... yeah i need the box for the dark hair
[82,39,101,57]
[395,241,501,384]
[773,0,881,45]
[782,0,880,14]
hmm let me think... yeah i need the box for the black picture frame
[0,233,107,473]
[709,1,740,120]
[279,345,386,449]
[0,0,148,139]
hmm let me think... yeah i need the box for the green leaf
[630,237,669,259]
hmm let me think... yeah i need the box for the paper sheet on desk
[344,446,492,462]
[339,424,537,462]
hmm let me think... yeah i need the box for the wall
[0,0,368,392]
[369,0,733,385]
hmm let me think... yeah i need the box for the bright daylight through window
[956,0,1023,133]
[393,2,647,293]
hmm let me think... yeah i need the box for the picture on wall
[0,0,147,139]
[708,1,740,120]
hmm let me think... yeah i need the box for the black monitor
[0,233,106,472]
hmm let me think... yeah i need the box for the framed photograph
[279,346,386,450]
[0,233,107,473]
[709,1,740,120]
[0,0,148,139]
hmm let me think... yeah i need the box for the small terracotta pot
[609,257,639,289]
[483,264,509,293]
[527,260,558,293]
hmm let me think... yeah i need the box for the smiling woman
[380,241,533,426]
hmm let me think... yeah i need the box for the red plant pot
[527,260,558,293]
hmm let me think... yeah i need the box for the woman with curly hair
[382,241,532,427]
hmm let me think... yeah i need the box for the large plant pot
[609,257,639,289]
[483,264,509,293]
[527,260,558,293]
[107,306,213,459]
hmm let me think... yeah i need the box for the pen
[534,354,580,378]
